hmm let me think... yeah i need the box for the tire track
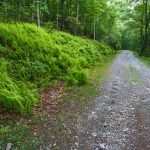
[75,51,150,150]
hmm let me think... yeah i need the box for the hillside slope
[0,23,113,113]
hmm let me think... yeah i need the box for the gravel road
[73,51,150,150]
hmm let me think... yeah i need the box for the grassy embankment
[0,23,114,114]
[0,53,117,150]
[0,23,117,149]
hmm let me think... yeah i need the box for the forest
[0,0,150,55]
[0,0,150,121]
[0,0,150,149]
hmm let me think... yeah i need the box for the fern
[0,23,113,113]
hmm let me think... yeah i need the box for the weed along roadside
[0,0,150,149]
[0,23,117,149]
[0,23,114,114]
[0,54,117,150]
[134,52,150,67]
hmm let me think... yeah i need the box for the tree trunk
[75,0,80,34]
[140,22,144,56]
[144,0,148,49]
[60,0,64,30]
[36,1,40,27]
[93,17,96,41]
[77,0,79,21]
[140,0,149,56]
[18,2,22,21]
[31,0,35,23]
[56,0,59,30]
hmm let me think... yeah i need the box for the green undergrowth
[140,57,150,67]
[134,52,150,67]
[0,23,114,113]
[0,122,41,150]
[63,53,117,104]
[0,53,117,150]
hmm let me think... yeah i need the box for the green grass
[63,53,117,103]
[140,57,150,67]
[134,52,150,67]
[0,53,117,150]
[0,122,41,150]
[0,23,114,113]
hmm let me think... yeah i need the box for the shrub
[104,34,121,50]
[0,60,38,113]
[0,23,113,113]
[67,69,88,85]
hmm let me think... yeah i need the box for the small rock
[92,132,97,137]
[53,143,57,146]
[75,136,78,139]
[99,143,105,149]
[75,142,79,146]
[92,111,96,115]
[6,143,13,150]
[123,128,129,132]
[108,107,112,111]
[105,145,108,149]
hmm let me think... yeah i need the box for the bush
[104,34,121,50]
[67,69,88,85]
[0,60,38,113]
[0,23,113,113]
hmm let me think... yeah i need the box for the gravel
[74,51,150,150]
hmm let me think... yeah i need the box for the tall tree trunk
[140,1,144,56]
[56,0,59,30]
[77,0,79,21]
[60,0,64,30]
[144,0,148,48]
[93,17,96,41]
[36,1,40,27]
[140,0,149,56]
[75,0,80,34]
[18,2,22,21]
[31,0,35,23]
[140,22,144,56]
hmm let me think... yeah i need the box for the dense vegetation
[0,23,113,113]
[0,0,150,55]
[0,0,149,114]
[0,2,150,150]
[120,0,150,56]
[0,0,121,49]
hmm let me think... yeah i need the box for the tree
[0,0,122,47]
[36,1,41,27]
[140,0,150,56]
[60,0,65,30]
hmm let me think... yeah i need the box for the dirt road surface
[72,50,150,150]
